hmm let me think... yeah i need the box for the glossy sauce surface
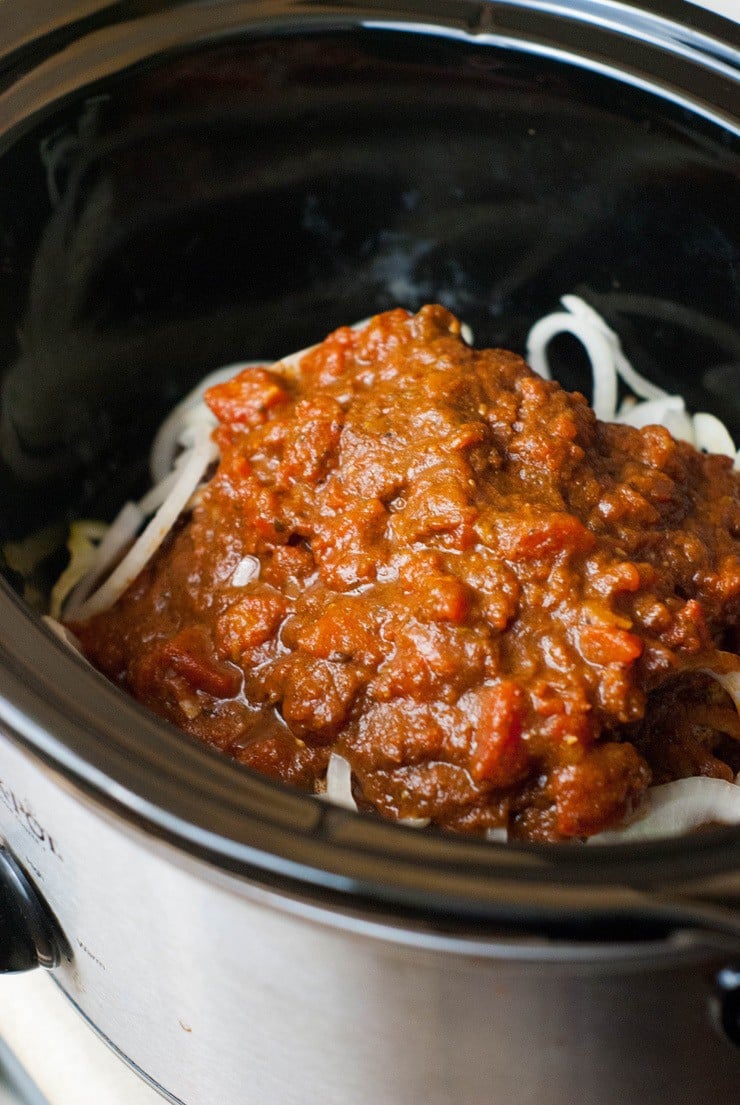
[72,307,740,840]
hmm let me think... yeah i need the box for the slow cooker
[0,2,739,1103]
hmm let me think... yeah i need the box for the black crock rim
[0,0,739,938]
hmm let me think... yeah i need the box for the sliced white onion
[613,350,669,402]
[62,441,212,620]
[692,412,737,459]
[561,295,669,402]
[616,394,684,422]
[324,752,357,811]
[138,463,183,517]
[526,294,740,478]
[663,409,697,444]
[526,295,678,424]
[49,521,109,619]
[616,396,697,444]
[64,501,144,619]
[68,521,106,540]
[701,667,740,714]
[399,816,431,829]
[231,556,260,587]
[72,429,218,621]
[526,310,618,420]
[588,777,740,844]
[590,663,740,843]
[41,615,91,665]
[149,362,266,483]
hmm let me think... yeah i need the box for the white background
[690,0,738,20]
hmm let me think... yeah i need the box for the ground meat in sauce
[70,305,740,841]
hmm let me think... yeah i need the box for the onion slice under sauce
[527,295,740,470]
[323,752,357,811]
[69,428,218,622]
[589,777,740,843]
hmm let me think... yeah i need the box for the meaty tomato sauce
[71,306,740,841]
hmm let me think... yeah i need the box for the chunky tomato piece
[492,510,596,562]
[215,590,287,662]
[579,625,643,666]
[160,627,241,698]
[205,368,288,427]
[471,682,529,786]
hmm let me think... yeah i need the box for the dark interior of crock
[0,25,737,563]
[0,12,735,912]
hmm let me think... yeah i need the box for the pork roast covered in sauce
[71,306,740,841]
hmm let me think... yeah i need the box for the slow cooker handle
[0,843,60,972]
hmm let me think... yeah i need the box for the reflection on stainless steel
[0,976,160,1105]
[2,731,740,1105]
[0,1039,49,1105]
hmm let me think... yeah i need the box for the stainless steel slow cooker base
[3,732,740,1105]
